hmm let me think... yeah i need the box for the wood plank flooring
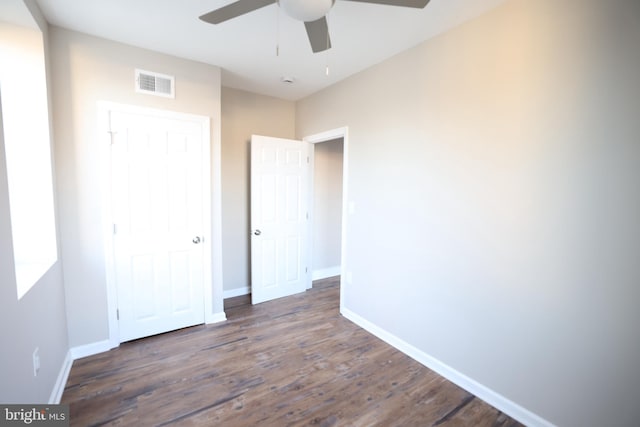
[62,277,523,426]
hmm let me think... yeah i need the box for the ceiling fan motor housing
[278,0,336,22]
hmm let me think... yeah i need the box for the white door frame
[303,126,349,313]
[98,102,225,348]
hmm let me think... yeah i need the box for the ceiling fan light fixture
[278,0,335,22]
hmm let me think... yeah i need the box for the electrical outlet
[32,347,40,377]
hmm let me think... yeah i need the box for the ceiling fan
[199,0,430,53]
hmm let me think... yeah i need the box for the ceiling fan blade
[304,17,332,53]
[341,0,430,8]
[199,0,275,24]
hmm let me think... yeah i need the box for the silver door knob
[253,229,261,236]
[192,236,201,244]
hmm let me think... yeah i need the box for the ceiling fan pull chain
[276,2,280,56]
[325,13,330,76]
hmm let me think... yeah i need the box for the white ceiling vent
[135,69,174,98]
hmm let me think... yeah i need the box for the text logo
[1,405,69,426]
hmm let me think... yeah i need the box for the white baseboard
[47,340,114,404]
[56,314,235,401]
[312,266,341,281]
[49,350,73,404]
[340,308,555,427]
[70,339,113,361]
[207,311,227,324]
[223,287,250,299]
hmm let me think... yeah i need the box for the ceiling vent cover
[135,69,175,98]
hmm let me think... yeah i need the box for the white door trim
[303,127,349,313]
[98,101,223,348]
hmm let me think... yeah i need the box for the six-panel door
[110,110,206,342]
[251,135,310,304]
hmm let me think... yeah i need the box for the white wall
[0,0,69,404]
[221,87,296,296]
[312,138,343,276]
[50,27,223,348]
[296,0,640,426]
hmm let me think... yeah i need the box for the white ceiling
[34,0,505,100]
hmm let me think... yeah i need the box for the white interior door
[251,135,310,304]
[110,109,208,342]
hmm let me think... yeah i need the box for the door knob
[253,229,261,236]
[192,236,201,244]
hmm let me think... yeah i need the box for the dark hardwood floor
[62,277,523,426]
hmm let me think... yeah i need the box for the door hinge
[113,224,117,235]
[305,267,308,274]
[116,309,119,320]
[107,112,117,143]
[107,130,117,145]
[307,156,310,163]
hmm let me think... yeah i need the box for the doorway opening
[304,127,349,312]
[310,138,343,280]
[245,128,348,309]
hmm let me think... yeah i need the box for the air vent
[135,69,175,98]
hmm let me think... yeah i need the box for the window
[0,18,58,299]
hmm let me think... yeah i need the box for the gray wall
[0,0,69,404]
[221,87,296,295]
[296,0,640,426]
[312,139,343,274]
[50,27,223,347]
